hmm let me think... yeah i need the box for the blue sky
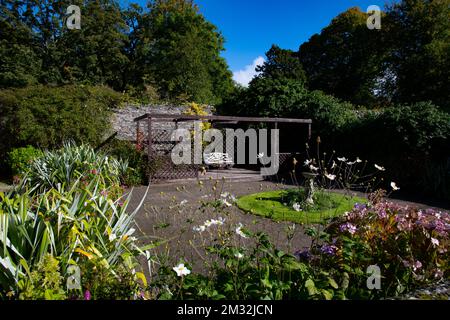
[120,0,390,84]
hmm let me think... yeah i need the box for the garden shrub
[102,139,148,186]
[0,176,148,300]
[338,102,450,199]
[20,143,128,194]
[0,84,122,165]
[307,199,450,299]
[7,146,43,176]
[17,254,66,300]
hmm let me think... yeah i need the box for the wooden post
[147,116,153,184]
[136,120,141,148]
[308,123,312,140]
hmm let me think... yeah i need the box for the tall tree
[255,44,307,84]
[298,7,385,106]
[146,0,233,104]
[385,0,450,111]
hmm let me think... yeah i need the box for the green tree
[0,0,42,87]
[146,0,233,104]
[384,0,450,111]
[298,7,385,106]
[256,44,307,84]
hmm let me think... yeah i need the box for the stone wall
[112,104,213,141]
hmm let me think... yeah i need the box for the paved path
[127,179,448,273]
[128,180,313,272]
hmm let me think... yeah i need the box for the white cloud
[232,56,265,87]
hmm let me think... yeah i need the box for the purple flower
[354,203,367,211]
[320,244,338,256]
[339,223,357,235]
[84,290,91,301]
[413,261,422,272]
[377,209,387,219]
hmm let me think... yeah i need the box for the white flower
[375,164,386,171]
[331,161,337,169]
[234,252,244,259]
[304,159,312,166]
[431,238,440,247]
[221,199,232,207]
[173,264,191,277]
[337,157,347,162]
[211,217,225,226]
[325,174,336,181]
[257,153,264,159]
[293,203,302,212]
[309,165,319,172]
[204,220,214,228]
[109,233,117,242]
[125,228,136,237]
[235,223,248,238]
[356,157,363,163]
[193,225,206,233]
[391,182,400,191]
[180,200,188,206]
[221,192,236,203]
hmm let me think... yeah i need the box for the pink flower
[413,261,422,272]
[84,290,91,300]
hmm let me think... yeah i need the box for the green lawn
[237,189,366,224]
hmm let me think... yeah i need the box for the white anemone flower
[337,157,347,162]
[304,159,312,166]
[234,252,244,259]
[173,264,191,277]
[109,233,117,242]
[257,153,264,159]
[391,182,400,191]
[356,157,363,163]
[431,238,440,247]
[204,220,214,228]
[325,174,336,181]
[375,164,386,171]
[293,203,302,212]
[211,217,225,226]
[309,165,319,172]
[236,223,248,238]
[221,199,232,207]
[193,225,206,233]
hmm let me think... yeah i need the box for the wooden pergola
[134,113,312,182]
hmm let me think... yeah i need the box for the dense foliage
[0,0,233,104]
[0,85,120,163]
[298,2,450,111]
[0,144,149,300]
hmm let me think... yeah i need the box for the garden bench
[204,153,234,169]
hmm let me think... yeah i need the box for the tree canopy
[0,0,233,104]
